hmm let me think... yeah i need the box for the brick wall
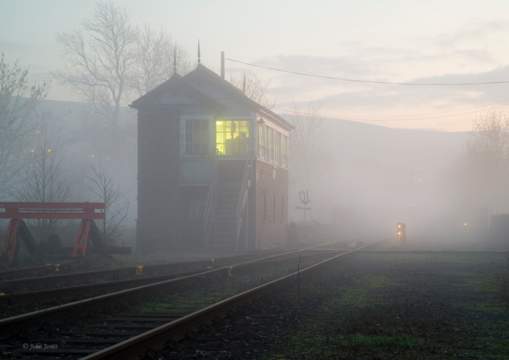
[180,186,209,247]
[137,106,181,251]
[253,161,289,248]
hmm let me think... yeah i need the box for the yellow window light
[47,149,51,152]
[37,131,39,134]
[216,121,222,124]
[398,224,401,228]
[464,223,467,226]
[31,150,34,153]
[91,155,94,157]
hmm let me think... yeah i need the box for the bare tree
[285,100,333,188]
[230,70,275,110]
[54,2,191,165]
[452,110,509,213]
[0,53,50,196]
[54,2,138,125]
[85,161,129,244]
[9,130,74,241]
[283,100,335,220]
[129,25,191,98]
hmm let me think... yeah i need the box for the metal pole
[221,52,225,79]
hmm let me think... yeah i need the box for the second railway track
[0,234,388,359]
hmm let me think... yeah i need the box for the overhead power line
[226,58,509,86]
[276,101,509,122]
[337,99,509,118]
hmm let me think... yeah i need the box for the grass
[264,252,509,360]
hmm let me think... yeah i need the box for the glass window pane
[184,118,211,154]
[215,120,250,156]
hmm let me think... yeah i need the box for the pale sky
[2,0,509,131]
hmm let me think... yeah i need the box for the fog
[3,93,509,251]
[285,114,509,249]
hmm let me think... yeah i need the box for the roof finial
[174,47,177,73]
[198,40,201,64]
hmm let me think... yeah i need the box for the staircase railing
[203,152,219,247]
[236,149,252,250]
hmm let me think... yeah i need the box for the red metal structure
[0,202,107,259]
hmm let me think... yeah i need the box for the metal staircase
[204,151,251,250]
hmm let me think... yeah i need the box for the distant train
[397,222,406,244]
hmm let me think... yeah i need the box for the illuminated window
[216,120,250,156]
[185,118,209,155]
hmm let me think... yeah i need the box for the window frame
[266,127,274,161]
[281,197,285,222]
[272,196,276,221]
[214,118,252,157]
[258,123,266,159]
[180,116,213,158]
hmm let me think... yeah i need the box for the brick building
[131,64,293,251]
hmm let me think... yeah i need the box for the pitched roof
[184,65,294,130]
[129,72,222,110]
[130,64,294,130]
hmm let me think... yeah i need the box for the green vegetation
[265,252,509,359]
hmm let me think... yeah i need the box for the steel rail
[0,239,358,339]
[0,249,340,308]
[0,260,84,281]
[82,236,391,360]
[0,251,280,292]
[0,239,356,292]
[0,232,368,290]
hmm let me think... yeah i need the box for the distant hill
[39,99,467,173]
[324,118,467,178]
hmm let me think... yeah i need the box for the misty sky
[2,0,509,131]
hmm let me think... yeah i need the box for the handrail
[236,149,252,250]
[203,152,219,247]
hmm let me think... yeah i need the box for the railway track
[0,234,388,359]
[0,237,364,310]
[0,248,346,314]
[0,260,87,281]
[0,252,281,290]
